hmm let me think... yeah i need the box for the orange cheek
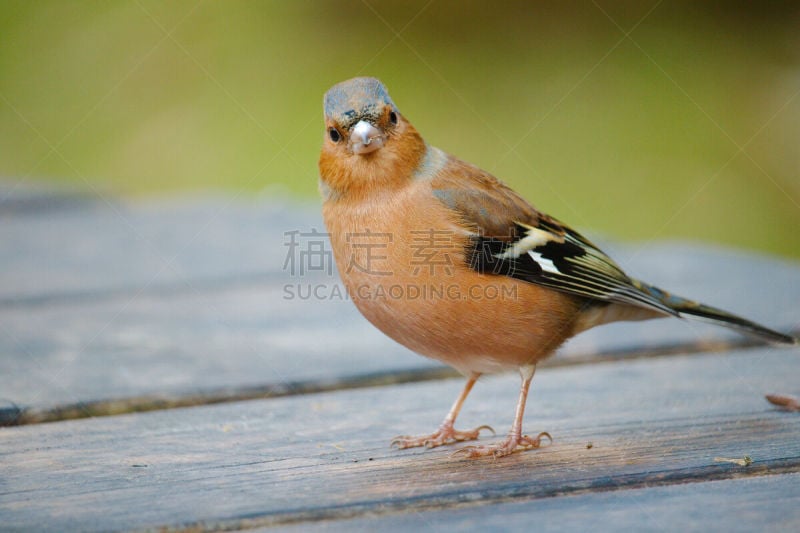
[318,122,427,200]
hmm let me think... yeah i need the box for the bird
[318,76,797,458]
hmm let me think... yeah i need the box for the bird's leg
[455,365,551,458]
[392,373,493,449]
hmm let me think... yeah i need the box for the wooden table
[1,183,799,531]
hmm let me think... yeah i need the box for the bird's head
[319,77,426,200]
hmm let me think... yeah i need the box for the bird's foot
[453,431,552,459]
[391,422,494,449]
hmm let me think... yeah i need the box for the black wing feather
[467,221,678,316]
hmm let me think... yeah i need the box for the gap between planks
[3,334,795,427]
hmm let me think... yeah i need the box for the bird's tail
[632,280,797,345]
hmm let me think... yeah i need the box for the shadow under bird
[318,77,797,458]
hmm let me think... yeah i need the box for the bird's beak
[350,120,385,155]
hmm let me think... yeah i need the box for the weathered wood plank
[1,192,797,422]
[2,192,797,316]
[0,283,420,420]
[1,348,798,531]
[0,195,315,303]
[1,264,796,425]
[281,473,800,533]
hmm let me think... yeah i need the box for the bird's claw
[391,424,494,449]
[452,431,552,459]
[520,431,552,448]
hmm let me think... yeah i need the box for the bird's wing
[430,156,677,316]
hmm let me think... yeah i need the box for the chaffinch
[318,77,797,458]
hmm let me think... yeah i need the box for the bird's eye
[328,128,341,143]
[389,111,398,125]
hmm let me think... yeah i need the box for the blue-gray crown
[324,77,398,129]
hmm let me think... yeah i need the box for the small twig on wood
[766,393,800,412]
[713,456,752,467]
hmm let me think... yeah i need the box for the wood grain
[1,347,798,531]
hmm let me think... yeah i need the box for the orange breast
[323,181,583,375]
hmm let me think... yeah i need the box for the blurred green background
[1,1,798,257]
